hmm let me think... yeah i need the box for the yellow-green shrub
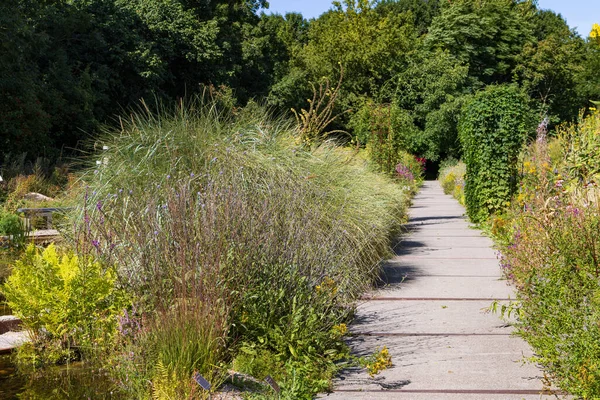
[3,244,127,365]
[439,161,466,205]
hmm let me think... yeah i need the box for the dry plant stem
[292,65,350,144]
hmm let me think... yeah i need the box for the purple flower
[92,240,100,248]
[395,163,414,182]
[96,201,103,211]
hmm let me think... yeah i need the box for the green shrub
[231,273,351,397]
[350,100,420,176]
[0,211,26,246]
[458,84,532,222]
[3,244,127,365]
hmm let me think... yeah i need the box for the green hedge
[458,84,531,223]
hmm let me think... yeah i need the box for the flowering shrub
[395,152,425,190]
[496,110,600,398]
[439,161,466,205]
[395,163,414,182]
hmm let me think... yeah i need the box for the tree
[425,0,535,86]
[577,24,600,106]
[514,9,585,123]
[376,0,441,35]
[284,0,417,112]
[243,12,309,103]
[0,1,52,158]
[390,49,469,160]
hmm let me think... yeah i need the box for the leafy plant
[0,211,26,247]
[493,110,600,398]
[362,346,392,378]
[3,244,127,365]
[76,98,410,397]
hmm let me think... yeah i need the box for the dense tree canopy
[0,0,598,167]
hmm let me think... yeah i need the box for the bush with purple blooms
[395,163,414,182]
[394,152,425,190]
[494,109,600,398]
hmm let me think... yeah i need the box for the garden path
[321,181,563,400]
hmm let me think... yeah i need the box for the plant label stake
[265,375,281,394]
[193,372,212,391]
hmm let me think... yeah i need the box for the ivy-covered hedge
[458,84,532,223]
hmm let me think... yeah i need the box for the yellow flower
[332,323,348,337]
[591,23,600,39]
[366,346,393,377]
[316,276,338,296]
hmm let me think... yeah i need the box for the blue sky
[263,0,598,36]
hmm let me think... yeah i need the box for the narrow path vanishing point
[321,181,563,400]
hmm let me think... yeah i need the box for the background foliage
[1,0,599,169]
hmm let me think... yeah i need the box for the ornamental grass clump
[74,97,409,398]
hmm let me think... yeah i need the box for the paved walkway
[322,181,561,399]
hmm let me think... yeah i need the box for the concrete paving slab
[335,335,539,390]
[0,331,29,353]
[397,236,495,248]
[395,247,498,259]
[381,259,504,278]
[352,300,514,334]
[320,392,562,399]
[377,275,514,299]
